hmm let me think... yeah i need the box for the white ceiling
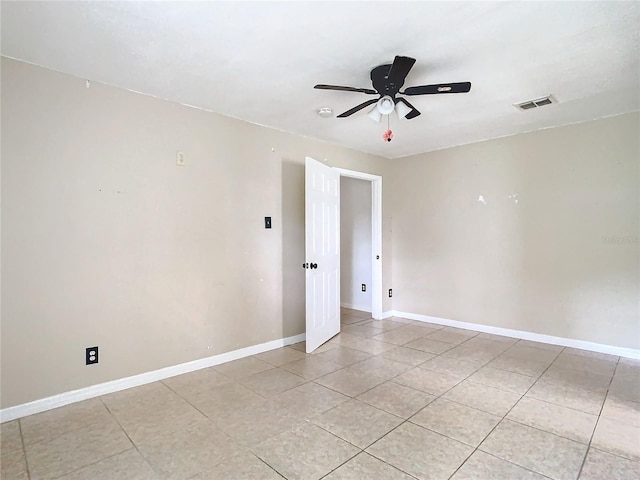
[2,1,639,159]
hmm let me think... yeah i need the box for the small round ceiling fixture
[317,107,333,117]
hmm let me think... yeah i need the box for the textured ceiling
[2,1,639,159]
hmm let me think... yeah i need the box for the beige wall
[2,56,637,410]
[389,113,640,349]
[0,58,392,408]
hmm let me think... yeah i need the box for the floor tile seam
[447,374,554,480]
[160,376,234,396]
[396,342,453,363]
[489,354,597,454]
[295,420,367,452]
[554,352,620,368]
[417,396,504,422]
[522,391,603,417]
[315,448,363,479]
[47,446,137,480]
[462,376,537,397]
[503,416,593,446]
[319,395,407,423]
[349,361,414,383]
[587,445,640,464]
[238,366,308,389]
[183,450,257,480]
[449,449,556,480]
[483,361,546,379]
[578,376,631,475]
[155,378,239,424]
[19,411,118,450]
[362,416,439,468]
[22,405,134,460]
[403,418,495,450]
[533,376,610,398]
[421,335,468,348]
[98,397,160,476]
[547,362,617,380]
[309,375,363,398]
[513,393,602,418]
[460,375,531,396]
[391,364,471,401]
[156,380,226,416]
[514,340,566,354]
[254,453,288,479]
[438,354,497,368]
[17,418,32,480]
[458,361,565,477]
[0,443,25,456]
[497,351,557,367]
[318,451,421,480]
[384,379,440,399]
[416,360,484,382]
[362,447,424,480]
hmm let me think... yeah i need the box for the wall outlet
[361,284,366,292]
[86,346,99,365]
[389,289,393,298]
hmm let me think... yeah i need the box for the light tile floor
[2,308,639,479]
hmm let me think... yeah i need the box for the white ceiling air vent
[514,95,556,111]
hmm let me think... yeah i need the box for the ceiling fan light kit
[368,105,382,122]
[314,55,471,141]
[376,95,395,115]
[395,100,412,119]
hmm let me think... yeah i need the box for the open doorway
[335,168,382,320]
[340,176,372,313]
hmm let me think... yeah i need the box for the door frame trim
[334,168,383,320]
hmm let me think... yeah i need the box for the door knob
[302,263,308,269]
[310,263,318,269]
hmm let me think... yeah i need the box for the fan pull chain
[383,113,393,142]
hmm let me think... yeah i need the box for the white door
[305,156,340,353]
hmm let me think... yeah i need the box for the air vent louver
[514,95,556,111]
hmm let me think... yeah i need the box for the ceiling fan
[314,55,471,121]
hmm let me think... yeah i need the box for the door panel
[305,157,340,353]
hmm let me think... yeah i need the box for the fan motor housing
[371,64,403,96]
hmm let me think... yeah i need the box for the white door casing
[305,157,340,353]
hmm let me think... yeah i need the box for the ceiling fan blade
[337,98,379,118]
[397,97,421,119]
[314,84,377,95]
[402,82,471,96]
[387,56,416,86]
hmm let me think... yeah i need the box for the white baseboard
[380,310,394,319]
[0,333,306,423]
[391,310,640,360]
[340,302,371,313]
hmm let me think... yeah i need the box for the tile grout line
[445,344,566,479]
[17,418,32,480]
[254,454,288,479]
[97,397,159,478]
[350,332,514,479]
[575,353,621,479]
[313,320,445,478]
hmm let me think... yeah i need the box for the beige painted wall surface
[390,113,640,349]
[0,58,391,408]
